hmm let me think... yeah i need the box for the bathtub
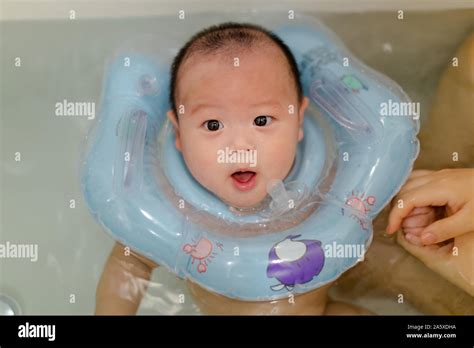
[1,0,473,315]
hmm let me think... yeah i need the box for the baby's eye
[254,115,273,127]
[203,119,223,131]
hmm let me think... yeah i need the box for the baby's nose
[232,139,253,150]
[230,131,255,152]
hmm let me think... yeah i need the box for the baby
[166,22,308,209]
[95,22,372,315]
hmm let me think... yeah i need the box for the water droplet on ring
[138,74,159,96]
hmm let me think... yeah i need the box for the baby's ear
[166,110,182,152]
[298,97,309,141]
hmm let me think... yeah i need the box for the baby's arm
[95,242,158,315]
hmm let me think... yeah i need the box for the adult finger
[389,171,434,208]
[396,175,433,197]
[386,184,451,234]
[421,206,474,244]
[408,170,435,179]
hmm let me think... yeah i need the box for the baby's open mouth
[232,171,255,183]
[231,170,257,192]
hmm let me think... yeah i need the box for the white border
[1,0,473,21]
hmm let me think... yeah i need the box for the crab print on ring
[182,237,224,273]
[342,191,376,230]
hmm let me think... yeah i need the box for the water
[1,10,473,315]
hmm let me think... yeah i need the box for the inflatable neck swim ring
[81,15,419,301]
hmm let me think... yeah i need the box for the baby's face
[167,45,309,208]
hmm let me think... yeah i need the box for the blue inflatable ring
[81,17,419,301]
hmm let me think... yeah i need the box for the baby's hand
[401,207,437,246]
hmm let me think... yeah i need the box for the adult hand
[386,169,474,245]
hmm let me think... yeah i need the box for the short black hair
[169,22,303,118]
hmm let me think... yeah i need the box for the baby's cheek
[263,142,297,178]
[182,144,218,178]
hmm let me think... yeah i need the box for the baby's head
[167,22,309,209]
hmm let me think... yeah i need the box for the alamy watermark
[18,322,55,341]
[55,99,95,120]
[324,242,365,259]
[380,99,420,120]
[0,241,38,262]
[217,147,257,167]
